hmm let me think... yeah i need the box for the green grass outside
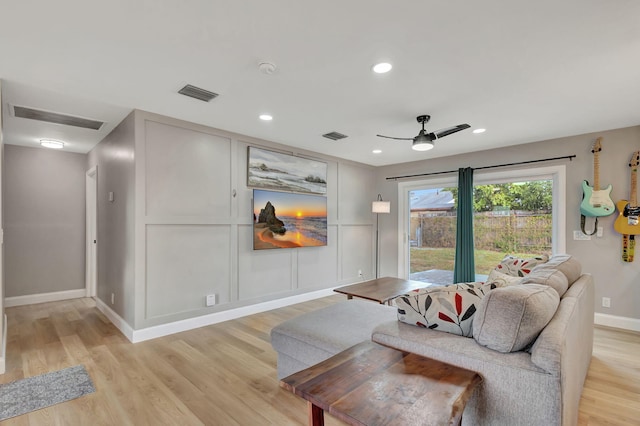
[410,247,543,275]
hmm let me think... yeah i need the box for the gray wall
[89,110,376,330]
[4,145,86,297]
[87,111,136,326]
[377,125,640,321]
[0,80,4,373]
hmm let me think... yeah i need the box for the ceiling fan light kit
[412,140,434,151]
[377,114,470,152]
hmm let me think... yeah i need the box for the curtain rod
[385,154,576,181]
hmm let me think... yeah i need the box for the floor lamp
[372,194,391,279]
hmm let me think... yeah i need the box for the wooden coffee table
[280,341,482,426]
[333,277,429,304]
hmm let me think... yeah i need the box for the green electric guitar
[580,138,614,217]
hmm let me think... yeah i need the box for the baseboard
[98,287,337,344]
[94,298,135,342]
[5,289,86,308]
[132,287,337,343]
[594,313,640,332]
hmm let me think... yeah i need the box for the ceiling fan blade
[376,134,413,141]
[434,124,471,139]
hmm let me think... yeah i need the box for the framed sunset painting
[252,189,327,250]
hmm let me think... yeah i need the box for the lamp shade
[372,201,390,213]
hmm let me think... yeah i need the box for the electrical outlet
[206,294,216,307]
[573,230,591,241]
[602,297,611,308]
[596,226,604,237]
[358,269,363,277]
[111,293,115,305]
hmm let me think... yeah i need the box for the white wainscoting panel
[144,120,231,217]
[237,225,294,300]
[297,225,338,289]
[341,225,374,281]
[146,224,231,318]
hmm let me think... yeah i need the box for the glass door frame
[396,165,566,279]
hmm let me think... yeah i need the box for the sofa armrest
[530,273,594,426]
[530,274,593,374]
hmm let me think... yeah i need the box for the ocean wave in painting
[280,216,327,245]
[248,166,326,195]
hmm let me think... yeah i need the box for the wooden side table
[280,341,482,426]
[333,277,430,305]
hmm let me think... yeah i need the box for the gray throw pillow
[473,284,560,352]
[520,268,569,297]
[538,254,582,286]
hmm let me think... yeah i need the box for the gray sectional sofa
[271,255,594,426]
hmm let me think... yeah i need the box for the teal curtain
[453,167,475,283]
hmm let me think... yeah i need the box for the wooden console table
[280,341,482,426]
[333,277,429,305]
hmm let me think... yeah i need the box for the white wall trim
[95,298,135,342]
[98,287,337,343]
[132,288,337,343]
[4,289,86,308]
[594,313,640,332]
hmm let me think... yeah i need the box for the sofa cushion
[483,269,523,290]
[396,283,487,337]
[495,254,549,277]
[520,268,569,297]
[473,284,560,352]
[536,254,582,286]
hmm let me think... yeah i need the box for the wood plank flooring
[1,295,639,425]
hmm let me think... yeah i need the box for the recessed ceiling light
[259,114,273,121]
[40,139,64,149]
[372,62,392,74]
[473,128,486,134]
[372,149,382,154]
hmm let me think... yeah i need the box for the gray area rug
[0,365,95,420]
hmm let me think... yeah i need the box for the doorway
[85,166,97,297]
[397,165,566,281]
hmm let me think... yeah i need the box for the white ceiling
[1,0,639,166]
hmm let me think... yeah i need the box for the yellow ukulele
[614,151,640,262]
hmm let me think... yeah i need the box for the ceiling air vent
[178,84,219,102]
[13,106,104,130]
[322,131,348,141]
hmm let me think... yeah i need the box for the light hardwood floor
[1,295,639,425]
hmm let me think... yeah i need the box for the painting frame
[247,146,327,195]
[253,189,328,250]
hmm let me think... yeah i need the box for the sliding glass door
[398,166,565,284]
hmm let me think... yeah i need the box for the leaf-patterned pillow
[395,283,487,337]
[494,254,549,277]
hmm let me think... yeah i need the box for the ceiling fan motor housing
[416,115,431,124]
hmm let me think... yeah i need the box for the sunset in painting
[253,190,327,250]
[253,190,327,219]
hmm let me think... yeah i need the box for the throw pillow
[483,269,522,290]
[494,254,549,277]
[520,268,569,297]
[396,283,488,337]
[473,284,559,353]
[535,254,582,286]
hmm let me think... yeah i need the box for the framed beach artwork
[253,189,327,250]
[247,146,327,195]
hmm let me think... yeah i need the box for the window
[397,165,566,282]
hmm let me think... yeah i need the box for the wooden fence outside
[410,212,552,253]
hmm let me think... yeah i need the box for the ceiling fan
[377,115,470,151]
